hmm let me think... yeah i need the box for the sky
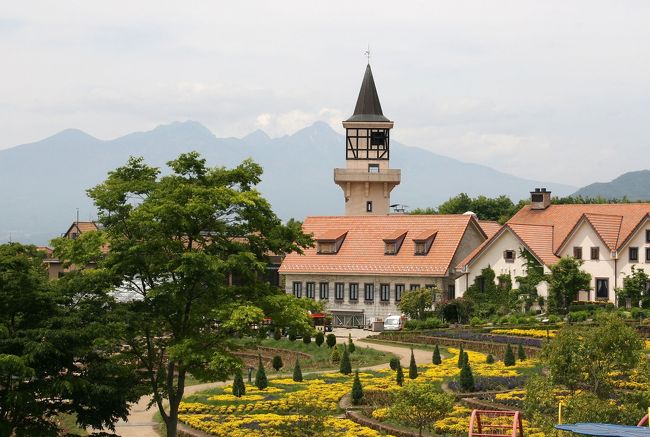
[1,1,650,187]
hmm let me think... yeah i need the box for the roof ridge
[583,212,624,218]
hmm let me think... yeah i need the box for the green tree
[326,333,336,348]
[541,314,643,397]
[389,357,400,371]
[504,344,515,366]
[292,358,303,382]
[348,333,356,353]
[548,256,592,313]
[459,361,475,392]
[302,333,311,344]
[486,353,495,364]
[619,266,649,308]
[515,249,545,311]
[273,327,282,341]
[255,355,268,390]
[388,383,455,437]
[81,153,312,437]
[408,349,418,379]
[351,370,364,405]
[432,345,442,365]
[396,365,404,386]
[398,287,436,320]
[272,356,283,371]
[315,331,324,347]
[457,344,465,368]
[232,369,246,397]
[340,347,352,375]
[517,344,527,362]
[330,346,341,363]
[0,243,141,436]
[289,331,297,342]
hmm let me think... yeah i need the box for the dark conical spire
[347,64,390,122]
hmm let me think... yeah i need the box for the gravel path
[113,328,427,436]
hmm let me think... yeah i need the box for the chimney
[530,188,552,210]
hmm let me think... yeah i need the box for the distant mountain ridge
[572,170,650,200]
[0,121,577,245]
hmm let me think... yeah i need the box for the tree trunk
[166,417,177,437]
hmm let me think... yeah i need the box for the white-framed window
[380,284,390,302]
[335,282,344,300]
[395,284,404,302]
[306,282,315,299]
[364,283,374,301]
[319,282,329,300]
[349,283,359,301]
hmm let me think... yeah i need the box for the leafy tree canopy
[57,152,313,437]
[547,256,592,314]
[398,286,437,320]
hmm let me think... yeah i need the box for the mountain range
[0,121,581,245]
[572,170,650,201]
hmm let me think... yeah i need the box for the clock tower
[334,64,401,215]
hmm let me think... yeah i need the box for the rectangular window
[395,284,404,302]
[447,284,456,300]
[646,248,650,263]
[368,163,379,173]
[414,242,426,255]
[385,241,397,255]
[591,247,600,260]
[306,282,315,299]
[410,284,420,291]
[317,242,336,254]
[319,282,329,300]
[504,250,516,263]
[595,278,609,299]
[364,283,374,301]
[646,229,650,243]
[335,282,344,300]
[380,283,390,302]
[349,283,359,301]
[573,247,582,259]
[630,247,639,262]
[371,131,386,146]
[366,201,373,213]
[292,282,302,298]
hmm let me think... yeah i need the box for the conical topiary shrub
[486,353,495,364]
[255,355,268,390]
[351,370,364,405]
[348,333,356,353]
[293,358,303,382]
[432,345,442,365]
[457,344,465,368]
[315,331,324,347]
[459,361,475,392]
[232,368,246,397]
[330,345,341,363]
[389,357,400,371]
[463,351,469,367]
[517,344,527,362]
[396,364,404,386]
[272,355,283,372]
[504,344,515,367]
[326,333,336,348]
[340,346,352,375]
[408,349,418,379]
[302,334,311,345]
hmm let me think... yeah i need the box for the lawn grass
[55,413,88,436]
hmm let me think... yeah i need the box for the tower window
[370,131,386,146]
[368,163,379,173]
[366,201,373,212]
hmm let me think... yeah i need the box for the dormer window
[316,230,348,254]
[383,230,407,255]
[413,230,437,256]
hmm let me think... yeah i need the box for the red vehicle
[309,312,333,332]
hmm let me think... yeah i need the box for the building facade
[456,189,650,305]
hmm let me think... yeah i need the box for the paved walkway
[113,328,428,437]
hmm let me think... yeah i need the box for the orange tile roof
[383,229,408,241]
[458,203,650,269]
[413,229,437,241]
[478,221,501,239]
[280,215,481,276]
[316,229,348,241]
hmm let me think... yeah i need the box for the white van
[383,315,403,331]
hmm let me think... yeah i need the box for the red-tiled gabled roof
[280,215,481,276]
[64,221,99,238]
[383,229,408,241]
[413,230,437,241]
[316,229,348,241]
[478,220,501,239]
[457,203,650,269]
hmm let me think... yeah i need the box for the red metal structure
[468,410,525,437]
[638,414,649,427]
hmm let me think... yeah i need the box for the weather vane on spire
[364,44,370,64]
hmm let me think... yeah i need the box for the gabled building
[456,189,650,304]
[39,221,100,279]
[279,214,494,325]
[279,63,497,326]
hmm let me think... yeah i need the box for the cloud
[254,108,346,137]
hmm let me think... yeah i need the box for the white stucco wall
[617,220,650,280]
[558,220,615,302]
